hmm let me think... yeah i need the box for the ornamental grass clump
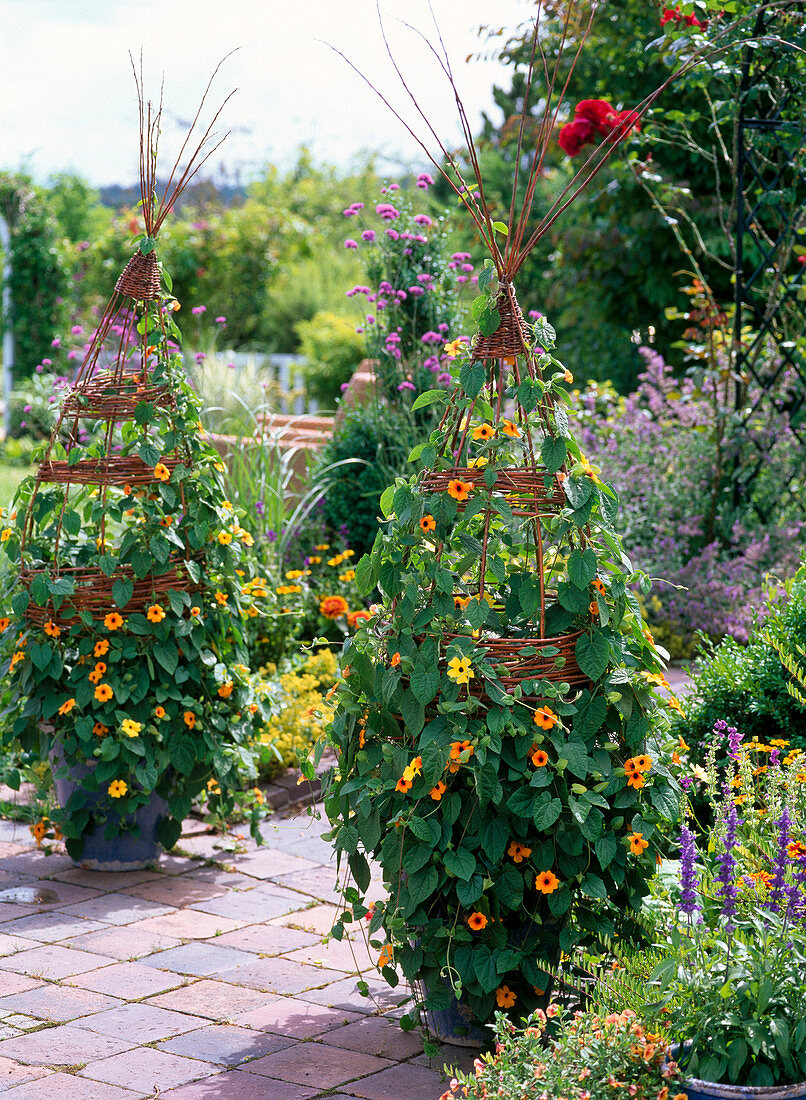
[0,64,272,859]
[315,2,711,1035]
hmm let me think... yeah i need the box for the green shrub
[296,311,364,408]
[316,401,413,559]
[679,565,806,754]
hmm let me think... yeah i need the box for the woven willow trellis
[17,61,232,627]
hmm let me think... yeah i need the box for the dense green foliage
[0,173,67,379]
[679,565,806,753]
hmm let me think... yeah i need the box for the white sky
[1,0,532,187]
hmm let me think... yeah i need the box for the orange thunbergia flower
[93,722,108,737]
[629,832,650,855]
[147,604,166,624]
[450,740,474,762]
[530,747,549,768]
[420,514,436,533]
[633,755,652,773]
[508,841,532,863]
[592,578,606,596]
[184,711,197,729]
[0,617,9,632]
[104,612,124,631]
[564,368,574,384]
[429,781,447,801]
[57,698,76,715]
[472,423,495,441]
[160,516,172,527]
[667,696,685,716]
[154,706,166,719]
[108,780,128,798]
[535,870,561,894]
[44,620,61,638]
[88,667,104,684]
[402,756,423,783]
[447,479,473,502]
[467,912,488,931]
[395,776,412,794]
[215,591,229,606]
[534,707,558,730]
[444,338,465,358]
[217,530,233,545]
[501,419,521,438]
[589,601,599,616]
[94,639,110,657]
[94,684,114,702]
[626,767,645,789]
[121,719,142,738]
[153,462,170,481]
[453,595,471,610]
[218,680,234,699]
[377,943,394,969]
[320,595,349,619]
[496,985,517,1008]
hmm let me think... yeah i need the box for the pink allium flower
[191,305,207,316]
[344,239,358,249]
[215,316,226,324]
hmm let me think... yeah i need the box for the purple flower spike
[679,822,701,921]
[770,807,791,916]
[715,803,739,930]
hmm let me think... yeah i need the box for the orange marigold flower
[472,423,495,441]
[447,479,473,502]
[508,841,532,863]
[44,620,61,638]
[153,462,170,482]
[501,419,521,438]
[184,711,197,729]
[496,985,517,1008]
[467,912,488,931]
[629,832,650,855]
[530,747,549,768]
[347,608,372,628]
[94,639,110,657]
[536,870,560,894]
[429,781,447,801]
[534,706,558,730]
[104,612,124,631]
[320,595,349,620]
[146,604,166,623]
[420,514,436,532]
[57,698,76,716]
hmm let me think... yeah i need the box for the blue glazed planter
[50,743,167,871]
[671,1046,806,1100]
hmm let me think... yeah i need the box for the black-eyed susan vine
[0,71,274,860]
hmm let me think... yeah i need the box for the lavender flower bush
[579,347,803,650]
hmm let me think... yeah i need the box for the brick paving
[0,810,476,1099]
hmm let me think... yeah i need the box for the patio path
[0,809,474,1099]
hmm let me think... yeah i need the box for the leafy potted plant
[313,2,709,1042]
[648,724,806,1095]
[0,69,271,869]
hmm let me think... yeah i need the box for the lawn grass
[0,462,33,508]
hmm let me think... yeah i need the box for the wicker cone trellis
[411,282,591,697]
[18,245,197,624]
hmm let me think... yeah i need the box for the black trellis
[733,3,806,520]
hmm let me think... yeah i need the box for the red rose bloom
[558,117,595,156]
